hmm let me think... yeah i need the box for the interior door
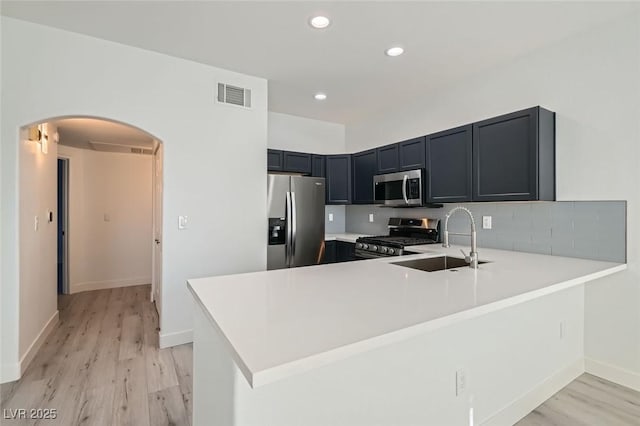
[151,142,163,321]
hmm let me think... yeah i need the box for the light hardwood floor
[2,285,639,425]
[1,285,192,426]
[517,373,640,426]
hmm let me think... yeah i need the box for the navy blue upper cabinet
[472,106,555,202]
[267,149,283,171]
[283,151,312,174]
[352,149,378,204]
[426,125,473,203]
[311,155,325,178]
[399,137,426,170]
[325,155,352,204]
[376,144,399,174]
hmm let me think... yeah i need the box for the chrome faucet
[442,206,479,269]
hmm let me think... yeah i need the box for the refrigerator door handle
[285,191,292,267]
[291,191,297,263]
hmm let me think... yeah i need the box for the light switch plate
[328,213,334,222]
[178,215,188,230]
[369,213,374,223]
[482,216,492,230]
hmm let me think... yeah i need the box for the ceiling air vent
[130,147,154,155]
[217,83,252,108]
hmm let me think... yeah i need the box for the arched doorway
[16,115,164,375]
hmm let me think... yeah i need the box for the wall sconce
[27,125,48,154]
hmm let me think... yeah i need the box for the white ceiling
[3,1,638,124]
[54,118,155,150]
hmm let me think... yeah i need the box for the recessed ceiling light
[385,46,405,57]
[310,16,330,29]
[314,93,327,101]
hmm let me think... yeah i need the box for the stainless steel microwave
[373,169,423,206]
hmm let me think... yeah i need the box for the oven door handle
[402,174,409,204]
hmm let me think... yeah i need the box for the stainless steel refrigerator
[267,174,325,270]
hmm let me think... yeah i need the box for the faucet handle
[460,249,471,264]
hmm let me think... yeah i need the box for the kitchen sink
[391,256,487,272]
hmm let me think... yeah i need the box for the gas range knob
[379,247,388,254]
[371,245,378,252]
[356,243,363,249]
[388,248,395,255]
[362,244,369,250]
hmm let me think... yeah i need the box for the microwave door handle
[286,191,292,267]
[402,174,409,204]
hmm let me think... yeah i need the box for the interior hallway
[0,285,191,426]
[2,285,639,426]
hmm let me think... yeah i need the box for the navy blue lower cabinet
[283,151,312,175]
[325,155,352,204]
[352,149,378,204]
[399,137,426,170]
[267,149,283,171]
[425,125,472,203]
[472,106,555,201]
[336,241,356,262]
[323,240,337,263]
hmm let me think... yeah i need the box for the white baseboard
[585,357,640,392]
[71,276,151,293]
[481,359,584,426]
[159,329,193,348]
[1,363,21,384]
[20,310,59,375]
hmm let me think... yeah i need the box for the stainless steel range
[355,217,441,259]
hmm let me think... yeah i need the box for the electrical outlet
[369,213,374,223]
[328,213,334,222]
[34,216,39,231]
[482,216,492,230]
[456,368,466,396]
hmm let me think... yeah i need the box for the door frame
[151,141,163,323]
[57,156,70,295]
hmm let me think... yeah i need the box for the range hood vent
[217,83,252,108]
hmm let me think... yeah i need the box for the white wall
[346,14,640,384]
[58,145,153,293]
[18,123,58,370]
[268,112,345,154]
[1,17,268,381]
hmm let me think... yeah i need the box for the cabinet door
[312,155,325,178]
[323,240,336,264]
[426,125,472,203]
[336,241,356,262]
[325,155,352,204]
[283,151,312,174]
[376,144,399,174]
[352,149,378,204]
[399,137,426,170]
[473,108,539,201]
[267,149,283,171]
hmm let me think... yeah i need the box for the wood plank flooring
[1,285,192,426]
[2,285,639,425]
[517,373,640,426]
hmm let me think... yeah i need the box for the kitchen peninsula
[187,245,625,426]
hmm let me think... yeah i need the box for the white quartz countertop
[187,246,625,388]
[324,233,367,243]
